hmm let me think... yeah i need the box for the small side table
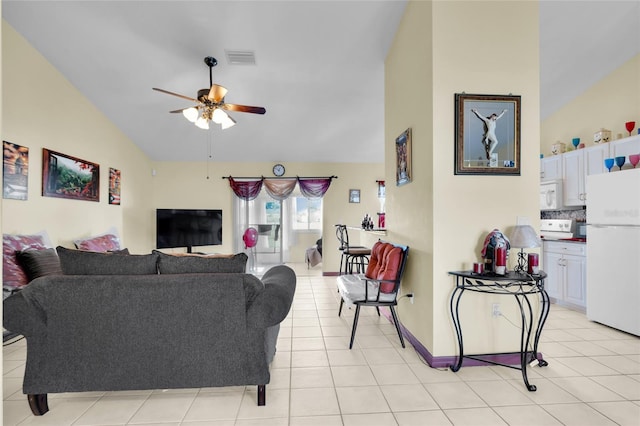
[448,270,550,391]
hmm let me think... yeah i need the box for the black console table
[448,270,550,391]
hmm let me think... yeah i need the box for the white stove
[540,219,575,240]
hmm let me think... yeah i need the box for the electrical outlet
[492,303,501,318]
[407,294,414,304]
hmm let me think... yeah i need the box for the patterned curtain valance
[297,178,333,199]
[263,179,297,201]
[224,176,336,201]
[227,177,263,201]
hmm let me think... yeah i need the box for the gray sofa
[3,248,296,416]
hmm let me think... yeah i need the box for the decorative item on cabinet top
[593,128,611,144]
[551,142,566,155]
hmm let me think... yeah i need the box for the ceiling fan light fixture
[182,107,199,123]
[195,116,210,130]
[221,114,237,130]
[211,108,228,124]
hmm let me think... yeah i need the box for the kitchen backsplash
[541,208,586,222]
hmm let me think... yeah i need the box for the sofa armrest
[3,290,46,337]
[247,265,296,327]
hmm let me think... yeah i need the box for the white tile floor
[3,263,640,425]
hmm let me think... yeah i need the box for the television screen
[156,209,222,251]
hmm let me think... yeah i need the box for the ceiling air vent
[225,50,256,65]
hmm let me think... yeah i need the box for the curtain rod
[222,175,338,180]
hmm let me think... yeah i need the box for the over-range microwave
[540,180,564,211]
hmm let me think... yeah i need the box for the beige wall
[386,1,542,357]
[2,22,154,253]
[541,54,640,156]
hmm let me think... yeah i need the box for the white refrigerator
[586,168,640,336]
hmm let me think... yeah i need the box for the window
[292,193,322,231]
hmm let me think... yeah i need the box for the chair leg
[375,306,380,316]
[28,394,49,416]
[338,298,344,316]
[349,305,361,349]
[389,306,406,348]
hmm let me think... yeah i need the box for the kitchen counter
[541,237,585,244]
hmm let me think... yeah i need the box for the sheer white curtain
[233,193,291,270]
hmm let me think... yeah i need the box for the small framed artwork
[3,141,29,200]
[395,128,412,186]
[454,93,521,175]
[349,189,360,203]
[42,148,100,202]
[109,167,121,205]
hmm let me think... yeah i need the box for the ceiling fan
[153,56,266,130]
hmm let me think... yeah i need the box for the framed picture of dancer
[42,148,100,202]
[454,93,521,175]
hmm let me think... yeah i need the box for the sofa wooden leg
[257,385,266,406]
[28,394,49,416]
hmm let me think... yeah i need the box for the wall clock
[272,164,285,177]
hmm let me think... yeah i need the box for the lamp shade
[221,114,236,130]
[195,117,210,130]
[509,225,541,249]
[211,108,228,124]
[182,107,199,123]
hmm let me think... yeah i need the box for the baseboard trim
[379,307,536,369]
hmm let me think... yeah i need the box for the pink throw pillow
[74,234,120,252]
[3,234,47,289]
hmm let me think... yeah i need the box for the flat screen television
[156,209,222,252]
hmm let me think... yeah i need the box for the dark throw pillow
[154,250,248,274]
[16,248,63,282]
[57,246,158,275]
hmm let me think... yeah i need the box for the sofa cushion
[17,248,63,282]
[3,232,51,289]
[74,233,121,252]
[154,250,248,274]
[57,247,158,275]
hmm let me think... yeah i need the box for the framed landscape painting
[42,148,100,202]
[454,93,521,175]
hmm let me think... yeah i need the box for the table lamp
[509,220,541,274]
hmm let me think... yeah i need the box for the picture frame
[3,141,29,201]
[109,167,121,205]
[395,128,412,186]
[454,93,521,175]
[349,189,360,203]
[42,148,100,202]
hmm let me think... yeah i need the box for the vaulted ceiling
[3,1,639,163]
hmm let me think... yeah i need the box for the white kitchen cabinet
[540,155,562,181]
[562,144,609,206]
[563,150,583,206]
[610,135,640,170]
[542,241,586,311]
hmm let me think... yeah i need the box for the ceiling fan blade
[153,87,199,103]
[169,107,199,114]
[208,84,228,103]
[222,103,266,114]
